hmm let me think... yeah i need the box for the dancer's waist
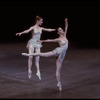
[60,42,68,47]
[31,37,40,41]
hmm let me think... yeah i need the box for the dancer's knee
[29,56,33,60]
[57,58,63,63]
[35,56,40,62]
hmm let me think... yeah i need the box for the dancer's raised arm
[64,18,68,37]
[16,26,34,36]
[42,27,56,32]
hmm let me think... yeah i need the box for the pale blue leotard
[53,39,68,61]
[27,28,42,49]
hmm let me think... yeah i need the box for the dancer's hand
[16,33,22,36]
[37,40,43,43]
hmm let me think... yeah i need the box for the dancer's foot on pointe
[22,53,29,56]
[36,72,41,80]
[28,70,32,78]
[57,82,62,91]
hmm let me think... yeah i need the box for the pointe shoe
[28,70,32,78]
[22,53,29,56]
[57,82,62,91]
[36,72,41,80]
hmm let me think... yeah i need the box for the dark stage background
[0,0,100,47]
[0,1,100,98]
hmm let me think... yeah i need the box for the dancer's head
[57,27,64,36]
[35,16,43,26]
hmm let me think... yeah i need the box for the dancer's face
[37,19,43,26]
[57,27,64,35]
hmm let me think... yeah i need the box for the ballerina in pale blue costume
[26,27,43,49]
[22,18,68,91]
[16,16,56,80]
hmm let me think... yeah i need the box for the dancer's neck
[59,34,64,38]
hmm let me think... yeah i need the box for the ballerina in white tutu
[16,16,55,80]
[22,18,68,91]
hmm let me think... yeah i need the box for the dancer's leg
[22,51,56,79]
[28,45,34,78]
[56,58,63,91]
[22,51,55,57]
[35,48,41,80]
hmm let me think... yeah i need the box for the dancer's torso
[31,27,42,40]
[58,38,68,47]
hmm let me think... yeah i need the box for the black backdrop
[0,0,100,47]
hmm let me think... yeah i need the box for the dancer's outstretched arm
[64,18,68,37]
[42,27,56,32]
[38,38,60,43]
[16,26,34,36]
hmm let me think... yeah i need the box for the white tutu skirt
[26,38,42,49]
[53,43,68,61]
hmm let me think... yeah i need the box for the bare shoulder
[30,26,36,31]
[31,25,35,29]
[40,27,44,30]
[29,26,34,30]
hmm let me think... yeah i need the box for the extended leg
[22,51,55,57]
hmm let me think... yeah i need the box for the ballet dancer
[22,18,68,91]
[16,16,56,80]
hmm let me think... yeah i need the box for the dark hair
[56,27,59,32]
[35,16,42,22]
[56,27,61,32]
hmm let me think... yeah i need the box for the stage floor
[0,42,100,99]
